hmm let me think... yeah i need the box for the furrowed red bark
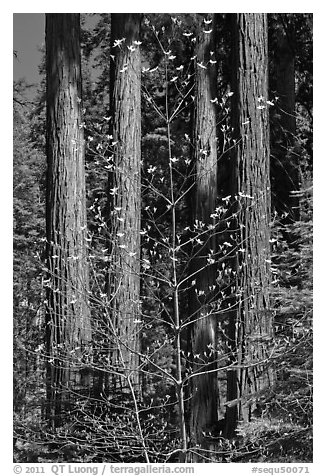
[107,14,142,393]
[226,13,274,434]
[45,13,91,427]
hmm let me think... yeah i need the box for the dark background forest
[13,12,313,464]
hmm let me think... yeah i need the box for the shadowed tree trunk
[189,14,220,460]
[226,13,274,436]
[45,13,91,428]
[275,15,296,135]
[107,13,142,393]
[270,14,299,222]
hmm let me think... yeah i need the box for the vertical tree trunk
[271,14,299,221]
[107,14,141,393]
[226,13,273,433]
[275,16,296,135]
[45,13,91,427]
[189,14,220,459]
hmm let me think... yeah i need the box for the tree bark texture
[107,14,142,392]
[189,14,220,459]
[45,13,91,427]
[227,13,274,430]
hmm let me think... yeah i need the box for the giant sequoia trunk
[45,13,91,427]
[226,13,274,434]
[189,14,220,459]
[107,14,141,393]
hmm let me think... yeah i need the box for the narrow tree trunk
[189,14,220,460]
[45,13,91,427]
[107,14,141,393]
[269,14,299,222]
[226,13,273,433]
[275,16,296,136]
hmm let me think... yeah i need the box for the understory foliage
[13,13,312,463]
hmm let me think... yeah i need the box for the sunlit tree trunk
[189,13,220,459]
[226,13,274,435]
[45,13,91,427]
[107,14,142,393]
